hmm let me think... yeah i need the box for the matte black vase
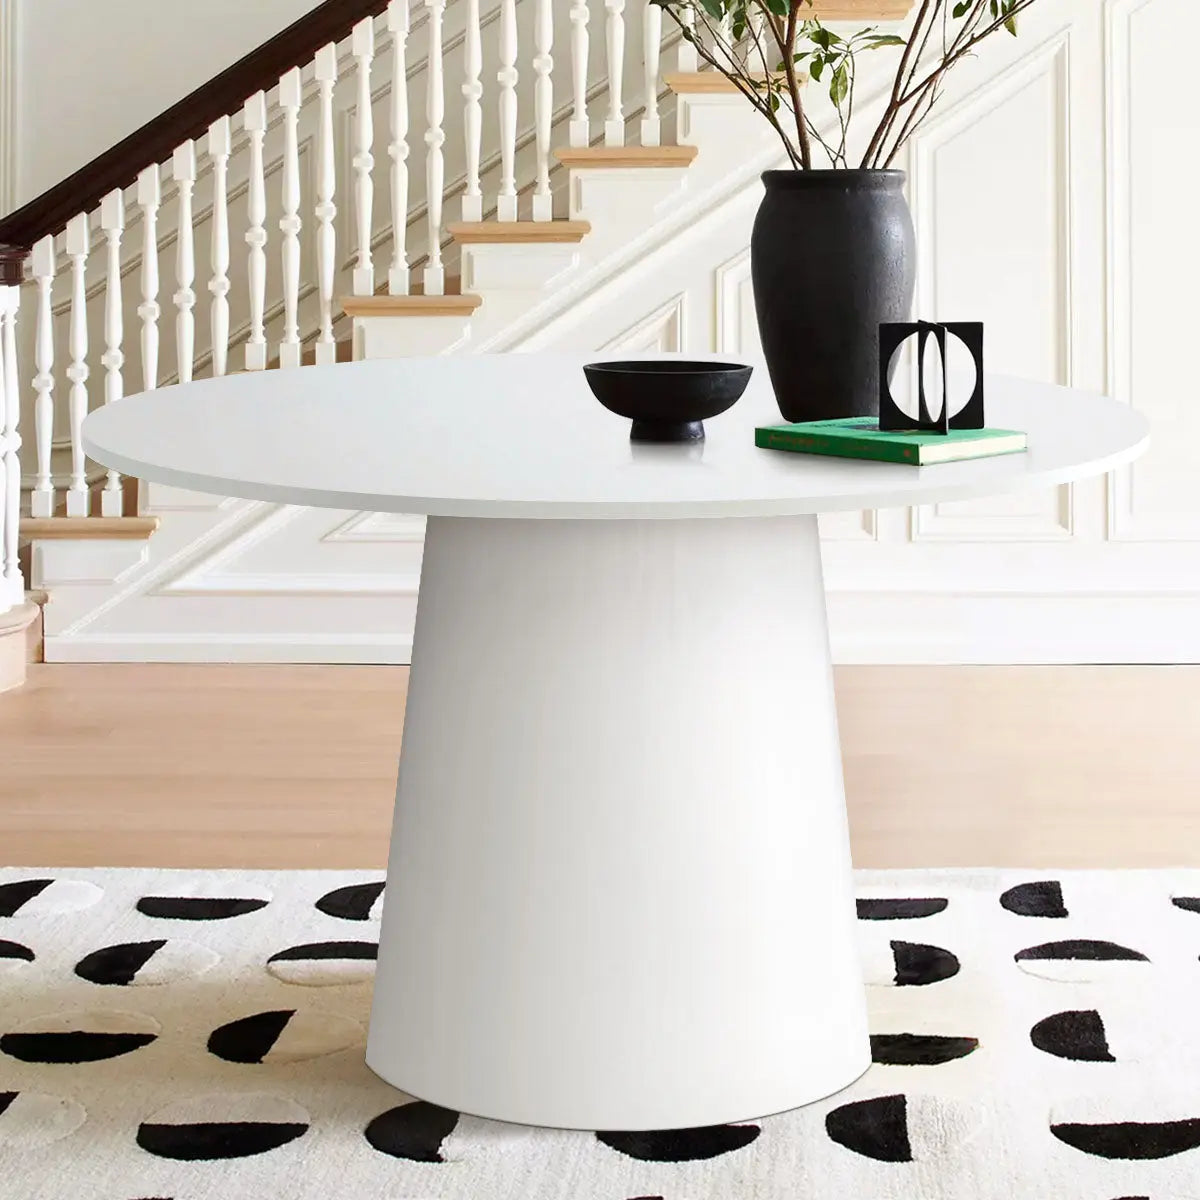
[751,170,916,423]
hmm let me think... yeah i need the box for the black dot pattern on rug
[1000,880,1068,918]
[76,940,164,985]
[1050,1118,1200,1160]
[206,1008,362,1064]
[364,1102,459,1162]
[207,1011,294,1064]
[75,940,219,986]
[266,941,378,986]
[0,939,34,963]
[856,898,947,920]
[2,1030,157,1064]
[315,882,385,922]
[1030,1010,1115,1063]
[870,1033,978,1066]
[596,1125,761,1162]
[0,1091,14,1117]
[137,896,269,921]
[1171,896,1200,914]
[859,897,950,921]
[2,1010,161,1064]
[1016,940,1147,963]
[0,879,52,917]
[137,1096,309,1161]
[826,1095,912,1163]
[892,941,960,986]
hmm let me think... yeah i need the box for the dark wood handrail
[0,0,392,279]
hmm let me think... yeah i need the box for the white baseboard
[828,593,1200,665]
[43,633,415,664]
[41,594,1200,666]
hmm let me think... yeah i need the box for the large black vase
[751,170,916,423]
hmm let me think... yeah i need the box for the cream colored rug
[1,867,1197,1199]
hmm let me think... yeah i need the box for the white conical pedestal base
[367,513,870,1130]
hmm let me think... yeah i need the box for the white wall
[10,0,317,208]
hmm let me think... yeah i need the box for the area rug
[2,867,1198,1199]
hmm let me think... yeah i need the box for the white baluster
[387,2,411,293]
[278,67,303,370]
[64,213,90,518]
[569,0,590,147]
[244,91,269,371]
[352,17,376,296]
[0,285,20,606]
[137,165,162,390]
[314,43,340,360]
[532,0,554,221]
[642,2,663,147]
[99,190,125,516]
[497,0,519,222]
[425,0,447,294]
[676,4,697,72]
[461,0,483,223]
[29,236,55,519]
[173,141,197,384]
[208,116,232,378]
[605,1,626,146]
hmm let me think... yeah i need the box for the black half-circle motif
[316,882,385,921]
[268,941,377,963]
[364,1101,460,1162]
[137,896,268,921]
[1016,940,1147,964]
[0,879,52,917]
[891,941,960,985]
[75,940,167,985]
[137,1120,308,1160]
[1000,880,1068,918]
[0,939,34,962]
[1051,1119,1200,1160]
[870,1033,978,1065]
[826,1094,912,1162]
[1,1030,156,1063]
[1030,1010,1115,1062]
[207,1011,295,1064]
[1171,897,1200,914]
[856,898,948,920]
[597,1124,761,1163]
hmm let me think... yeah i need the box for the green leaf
[762,0,789,15]
[863,34,905,47]
[699,0,724,21]
[830,61,849,106]
[952,1,971,16]
[809,54,824,81]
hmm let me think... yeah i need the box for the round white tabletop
[82,354,1148,519]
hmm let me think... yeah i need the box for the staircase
[0,0,877,665]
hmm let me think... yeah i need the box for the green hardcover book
[754,416,1027,465]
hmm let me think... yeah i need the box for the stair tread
[665,71,803,94]
[447,220,592,244]
[21,516,161,540]
[554,144,699,168]
[341,292,483,317]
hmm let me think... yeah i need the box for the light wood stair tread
[447,220,592,244]
[554,145,699,169]
[341,291,483,317]
[20,516,161,540]
[665,72,805,95]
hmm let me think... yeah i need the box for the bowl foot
[630,419,705,443]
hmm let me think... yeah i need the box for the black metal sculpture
[879,321,985,434]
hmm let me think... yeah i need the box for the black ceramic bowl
[583,360,754,442]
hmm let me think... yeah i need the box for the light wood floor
[1,664,1195,870]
